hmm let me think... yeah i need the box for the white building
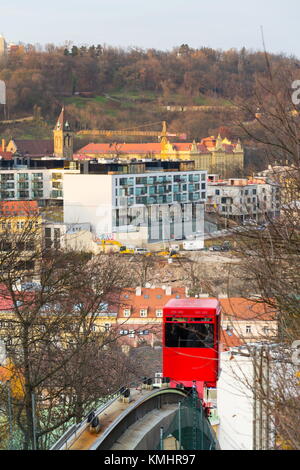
[64,169,207,245]
[206,177,280,224]
[218,346,275,450]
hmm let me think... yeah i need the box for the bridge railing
[50,391,120,450]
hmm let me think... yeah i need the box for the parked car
[209,245,223,252]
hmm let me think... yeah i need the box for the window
[140,308,148,317]
[246,325,251,334]
[156,309,163,318]
[139,330,149,336]
[129,330,135,338]
[215,190,220,195]
[263,326,269,335]
[165,322,214,348]
[123,308,131,317]
[16,221,24,230]
[119,329,128,335]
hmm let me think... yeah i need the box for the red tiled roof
[0,151,13,160]
[220,298,276,321]
[220,329,244,351]
[223,144,235,153]
[76,142,211,155]
[116,290,276,322]
[118,287,187,318]
[0,293,14,312]
[0,200,39,217]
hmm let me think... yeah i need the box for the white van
[134,248,149,255]
[183,240,204,251]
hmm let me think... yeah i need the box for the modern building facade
[0,166,79,204]
[64,162,207,244]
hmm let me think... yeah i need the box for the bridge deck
[68,387,151,450]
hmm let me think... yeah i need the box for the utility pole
[7,380,12,449]
[160,426,164,450]
[253,347,257,450]
[178,401,182,450]
[192,381,198,450]
[32,392,37,450]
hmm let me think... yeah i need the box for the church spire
[53,106,73,159]
[215,133,223,150]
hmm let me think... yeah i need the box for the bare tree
[224,53,300,449]
[0,213,139,450]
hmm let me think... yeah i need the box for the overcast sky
[1,0,300,56]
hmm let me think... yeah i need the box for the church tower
[53,107,74,159]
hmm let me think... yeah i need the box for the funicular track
[52,387,188,450]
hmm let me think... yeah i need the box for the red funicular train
[162,298,221,399]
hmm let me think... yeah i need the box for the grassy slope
[0,90,236,140]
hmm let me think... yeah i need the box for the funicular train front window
[165,320,214,348]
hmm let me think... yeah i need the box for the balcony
[51,190,63,199]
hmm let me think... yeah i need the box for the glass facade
[114,171,206,208]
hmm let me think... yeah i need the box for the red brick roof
[220,298,276,321]
[76,142,211,156]
[0,151,13,160]
[0,292,14,312]
[220,329,244,351]
[118,287,187,318]
[116,290,276,322]
[0,200,39,217]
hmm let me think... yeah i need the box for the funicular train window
[165,322,214,348]
[166,317,213,322]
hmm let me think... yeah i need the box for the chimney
[135,286,142,296]
[165,286,172,296]
[2,139,5,152]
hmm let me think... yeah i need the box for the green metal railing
[157,390,219,450]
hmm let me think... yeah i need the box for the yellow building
[76,134,244,178]
[0,200,42,275]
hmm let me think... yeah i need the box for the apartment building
[64,160,207,244]
[0,166,79,204]
[206,176,280,223]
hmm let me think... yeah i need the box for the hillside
[0,44,297,139]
